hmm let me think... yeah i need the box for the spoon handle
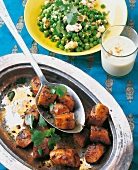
[0,0,47,84]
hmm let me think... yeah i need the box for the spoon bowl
[0,0,85,133]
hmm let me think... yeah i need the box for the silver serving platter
[0,53,133,170]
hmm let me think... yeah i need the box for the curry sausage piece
[90,126,111,145]
[50,148,80,168]
[33,138,50,159]
[37,86,57,108]
[16,129,32,148]
[54,112,75,130]
[24,104,39,120]
[85,144,105,164]
[73,128,90,147]
[58,92,75,111]
[50,103,70,115]
[30,76,41,96]
[88,103,109,126]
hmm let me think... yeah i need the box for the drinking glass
[101,25,138,77]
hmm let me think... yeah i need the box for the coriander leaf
[38,114,47,127]
[7,91,15,101]
[71,6,77,13]
[67,12,78,25]
[38,146,42,156]
[60,26,67,35]
[30,128,35,134]
[31,130,45,146]
[54,0,63,6]
[67,13,73,24]
[56,21,62,34]
[49,103,54,112]
[55,85,67,98]
[48,133,61,150]
[25,114,34,129]
[60,3,69,11]
[50,88,56,94]
[44,128,55,137]
[70,13,78,25]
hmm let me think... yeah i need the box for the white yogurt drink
[101,35,137,76]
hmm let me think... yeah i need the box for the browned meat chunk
[50,103,70,115]
[50,148,80,168]
[58,92,75,111]
[85,144,105,164]
[90,126,111,145]
[73,128,90,147]
[30,76,41,96]
[88,103,109,126]
[24,104,39,120]
[16,128,32,148]
[37,86,57,108]
[54,112,75,130]
[33,138,50,159]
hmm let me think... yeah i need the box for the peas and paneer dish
[37,0,108,52]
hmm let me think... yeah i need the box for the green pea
[56,40,61,47]
[59,44,64,50]
[93,41,98,46]
[82,22,86,27]
[75,0,79,5]
[72,33,77,38]
[39,26,45,32]
[84,27,87,31]
[78,41,83,46]
[79,32,83,37]
[76,47,81,52]
[61,40,65,45]
[67,33,72,38]
[37,21,42,27]
[85,45,90,50]
[90,43,94,48]
[89,13,94,19]
[51,37,55,42]
[90,38,94,42]
[79,47,83,52]
[83,39,88,43]
[93,36,97,41]
[93,30,97,36]
[44,30,50,37]
[74,37,80,41]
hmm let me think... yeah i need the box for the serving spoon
[0,0,85,133]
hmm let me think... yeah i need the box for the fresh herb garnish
[25,114,35,129]
[31,128,61,150]
[38,114,47,127]
[7,91,15,101]
[48,133,61,150]
[38,146,42,156]
[50,85,67,98]
[31,130,45,146]
[44,128,61,150]
[67,12,78,25]
[54,0,78,25]
[54,0,63,6]
[49,103,54,112]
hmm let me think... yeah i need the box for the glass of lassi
[101,25,138,77]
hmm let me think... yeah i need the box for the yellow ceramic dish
[24,0,127,56]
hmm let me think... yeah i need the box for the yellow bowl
[24,0,127,56]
